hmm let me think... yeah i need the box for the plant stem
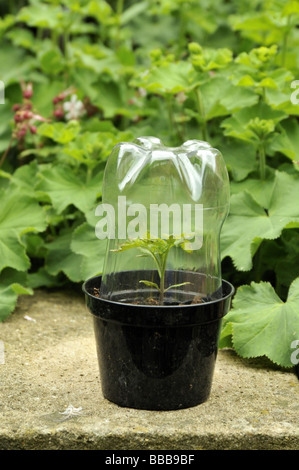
[281,15,292,67]
[158,248,170,305]
[166,95,176,141]
[86,166,92,184]
[116,0,124,16]
[194,88,208,141]
[0,137,13,169]
[178,8,187,55]
[258,142,266,180]
[9,0,16,14]
[115,0,124,49]
[159,273,165,305]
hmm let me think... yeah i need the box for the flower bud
[22,83,33,99]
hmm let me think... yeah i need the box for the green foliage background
[1,0,299,369]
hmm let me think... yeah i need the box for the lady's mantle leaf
[270,118,299,163]
[221,102,287,142]
[0,282,33,322]
[132,62,198,95]
[71,222,107,279]
[0,188,47,273]
[37,166,102,214]
[220,278,299,368]
[0,269,33,322]
[221,171,299,270]
[45,231,84,283]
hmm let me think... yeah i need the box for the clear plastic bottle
[97,137,230,305]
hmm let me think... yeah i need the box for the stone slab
[0,289,298,450]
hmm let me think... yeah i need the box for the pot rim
[82,273,234,327]
[82,274,234,309]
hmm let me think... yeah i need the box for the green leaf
[189,43,233,72]
[221,171,299,270]
[275,230,299,290]
[221,140,257,182]
[37,121,80,144]
[6,27,36,51]
[39,47,65,75]
[91,80,124,118]
[220,278,299,368]
[164,282,192,292]
[71,222,106,279]
[10,161,39,196]
[0,283,32,322]
[83,0,114,25]
[192,77,257,121]
[37,165,102,214]
[45,230,84,282]
[270,119,299,162]
[132,61,199,95]
[27,267,63,289]
[230,174,276,208]
[0,188,47,273]
[0,43,36,86]
[17,3,62,29]
[0,14,15,39]
[139,280,160,291]
[229,13,282,44]
[282,0,299,16]
[221,102,287,143]
[0,269,33,322]
[121,1,149,24]
[218,322,233,349]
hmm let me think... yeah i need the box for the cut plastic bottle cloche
[97,136,230,306]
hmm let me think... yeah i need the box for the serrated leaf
[230,174,275,208]
[0,188,47,273]
[220,278,299,368]
[17,3,62,29]
[221,140,257,181]
[221,102,287,142]
[218,321,233,349]
[132,62,199,95]
[258,77,277,88]
[0,269,33,322]
[0,284,31,322]
[39,47,65,75]
[190,45,233,72]
[0,43,36,86]
[10,161,39,196]
[37,121,80,144]
[37,165,102,214]
[121,1,149,24]
[221,171,299,270]
[270,118,299,162]
[71,222,106,279]
[27,267,63,289]
[45,230,84,282]
[195,77,257,121]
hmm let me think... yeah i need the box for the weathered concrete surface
[0,288,298,450]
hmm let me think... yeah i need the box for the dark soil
[91,287,203,306]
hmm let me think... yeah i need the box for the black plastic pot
[83,271,234,411]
